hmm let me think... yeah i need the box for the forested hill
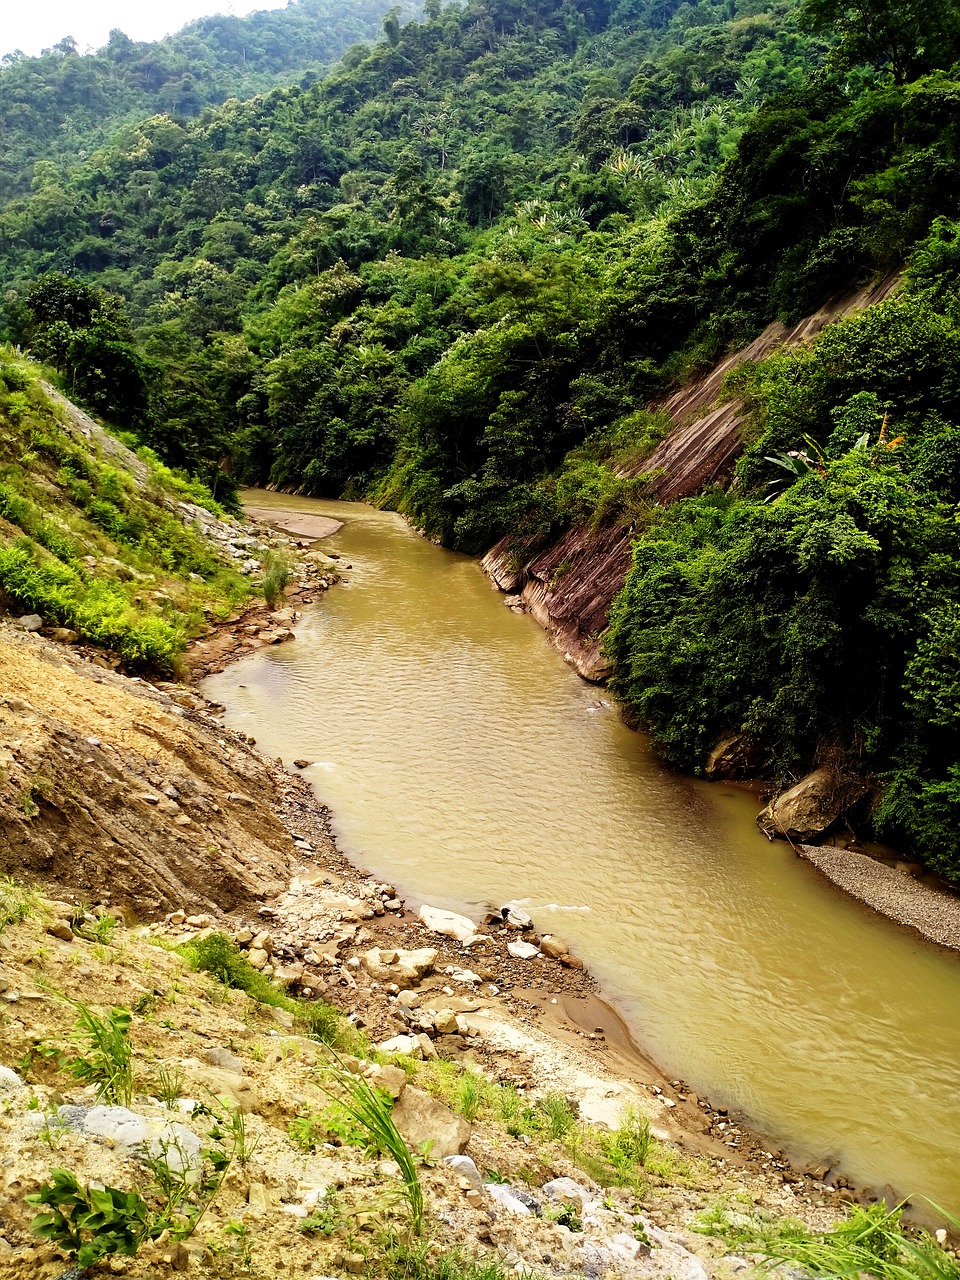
[0,0,415,201]
[3,0,960,878]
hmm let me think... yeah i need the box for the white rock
[418,905,481,944]
[502,904,533,928]
[449,967,481,984]
[444,1154,484,1189]
[378,1034,421,1057]
[486,1184,533,1215]
[507,939,540,960]
[0,1067,25,1092]
[542,1177,596,1209]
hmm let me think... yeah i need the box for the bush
[183,933,347,1047]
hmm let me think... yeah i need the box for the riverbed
[206,491,960,1208]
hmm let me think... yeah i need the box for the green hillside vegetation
[1,0,960,873]
[0,0,413,201]
[0,349,250,670]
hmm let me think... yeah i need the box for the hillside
[0,0,414,201]
[0,621,928,1278]
[1,0,959,878]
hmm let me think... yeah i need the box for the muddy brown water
[207,491,960,1208]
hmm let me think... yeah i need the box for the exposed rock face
[704,731,765,780]
[0,624,295,917]
[482,274,901,681]
[758,768,870,843]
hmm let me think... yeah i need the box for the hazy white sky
[3,0,290,59]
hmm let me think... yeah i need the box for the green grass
[695,1201,960,1280]
[322,1050,425,1235]
[0,875,43,933]
[181,932,349,1048]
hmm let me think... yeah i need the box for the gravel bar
[797,844,960,952]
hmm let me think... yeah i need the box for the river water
[206,491,960,1208]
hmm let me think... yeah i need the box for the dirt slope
[0,622,299,917]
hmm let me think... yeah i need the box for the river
[205,490,960,1209]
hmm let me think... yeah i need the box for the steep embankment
[0,622,298,914]
[482,274,901,682]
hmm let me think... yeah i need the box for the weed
[289,1113,324,1152]
[603,1107,653,1170]
[154,1064,185,1108]
[456,1072,487,1121]
[207,1097,259,1168]
[322,1050,424,1235]
[28,1169,155,1269]
[37,1113,70,1151]
[547,1201,583,1232]
[299,1190,342,1235]
[700,1201,960,1280]
[538,1092,577,1140]
[84,914,120,945]
[64,1000,134,1106]
[183,932,347,1046]
[223,1219,252,1265]
[383,1235,514,1280]
[261,552,290,607]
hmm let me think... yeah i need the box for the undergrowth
[0,349,251,670]
[180,932,351,1047]
[694,1200,960,1280]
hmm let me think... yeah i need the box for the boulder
[758,767,869,843]
[704,732,765,780]
[418,905,481,944]
[0,1067,25,1092]
[539,934,567,959]
[391,1085,470,1158]
[362,1063,408,1098]
[58,1105,203,1172]
[378,1034,421,1057]
[362,946,437,989]
[501,904,533,929]
[486,1183,533,1215]
[182,1063,258,1113]
[443,1153,484,1189]
[542,1176,595,1209]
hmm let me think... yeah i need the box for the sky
[2,0,290,59]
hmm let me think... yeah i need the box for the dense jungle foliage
[2,0,960,872]
[0,0,410,201]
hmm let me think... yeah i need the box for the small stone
[559,953,584,969]
[444,1154,484,1189]
[169,910,186,926]
[0,1066,25,1092]
[247,1182,270,1214]
[345,1254,365,1274]
[47,920,74,942]
[432,1009,458,1035]
[293,758,311,769]
[15,614,43,632]
[539,935,568,960]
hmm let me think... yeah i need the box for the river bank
[0,621,857,1280]
[185,497,910,1211]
